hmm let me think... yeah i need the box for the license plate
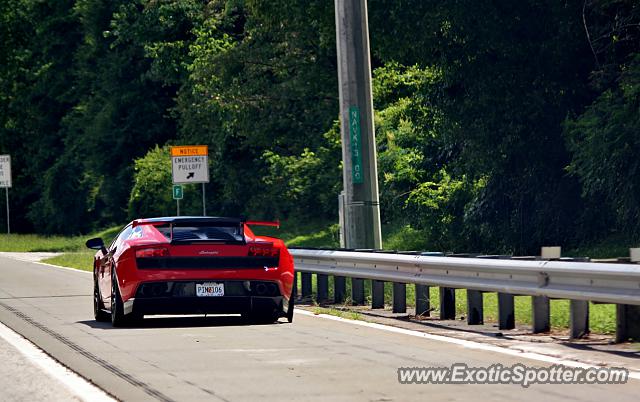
[196,282,224,297]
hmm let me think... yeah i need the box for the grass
[0,226,121,272]
[382,224,429,251]
[0,234,87,252]
[39,227,121,270]
[0,226,121,253]
[311,306,362,321]
[43,252,95,272]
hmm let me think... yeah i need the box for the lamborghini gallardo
[86,217,295,326]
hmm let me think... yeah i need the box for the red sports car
[86,216,295,326]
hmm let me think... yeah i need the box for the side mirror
[86,237,105,252]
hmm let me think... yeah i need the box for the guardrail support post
[352,278,365,305]
[439,287,456,319]
[498,293,515,330]
[334,276,346,303]
[415,285,430,316]
[392,283,406,313]
[466,290,483,325]
[371,280,385,308]
[301,272,312,299]
[293,271,299,298]
[531,296,550,333]
[317,274,329,303]
[616,304,640,342]
[569,300,589,339]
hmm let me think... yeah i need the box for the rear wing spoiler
[245,220,280,228]
[130,217,279,243]
[132,217,243,228]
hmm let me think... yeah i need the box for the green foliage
[260,124,341,219]
[373,64,447,223]
[381,224,428,252]
[176,0,340,220]
[0,0,83,233]
[0,0,639,259]
[407,171,483,251]
[251,219,340,249]
[128,145,206,218]
[128,145,174,218]
[565,54,640,235]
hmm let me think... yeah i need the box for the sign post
[0,155,11,234]
[172,185,183,216]
[170,146,209,216]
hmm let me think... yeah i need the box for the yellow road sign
[170,145,208,157]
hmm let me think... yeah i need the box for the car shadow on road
[77,315,287,330]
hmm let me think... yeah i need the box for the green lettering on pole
[173,185,183,200]
[349,106,363,184]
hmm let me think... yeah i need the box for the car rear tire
[94,280,110,322]
[111,271,140,327]
[286,294,294,323]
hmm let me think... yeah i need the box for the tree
[177,0,340,220]
[369,0,595,252]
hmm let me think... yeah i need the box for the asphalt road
[0,255,638,401]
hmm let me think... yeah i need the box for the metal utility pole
[335,0,383,305]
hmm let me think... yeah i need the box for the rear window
[155,224,244,243]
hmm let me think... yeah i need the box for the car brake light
[136,247,170,258]
[248,245,280,258]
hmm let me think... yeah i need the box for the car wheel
[94,280,110,322]
[111,270,130,327]
[286,294,294,323]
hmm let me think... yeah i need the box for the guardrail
[290,248,640,342]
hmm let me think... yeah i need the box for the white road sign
[0,155,11,188]
[171,146,209,184]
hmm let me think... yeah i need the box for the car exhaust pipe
[151,283,165,296]
[255,283,268,296]
[267,283,277,296]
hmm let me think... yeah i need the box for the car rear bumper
[133,295,283,316]
[130,280,285,316]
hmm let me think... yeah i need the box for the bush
[128,145,175,218]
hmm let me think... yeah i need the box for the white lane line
[0,321,115,402]
[0,252,92,274]
[33,260,92,274]
[297,309,640,380]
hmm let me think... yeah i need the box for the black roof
[135,216,244,226]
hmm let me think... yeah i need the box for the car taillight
[248,245,280,258]
[136,247,170,258]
